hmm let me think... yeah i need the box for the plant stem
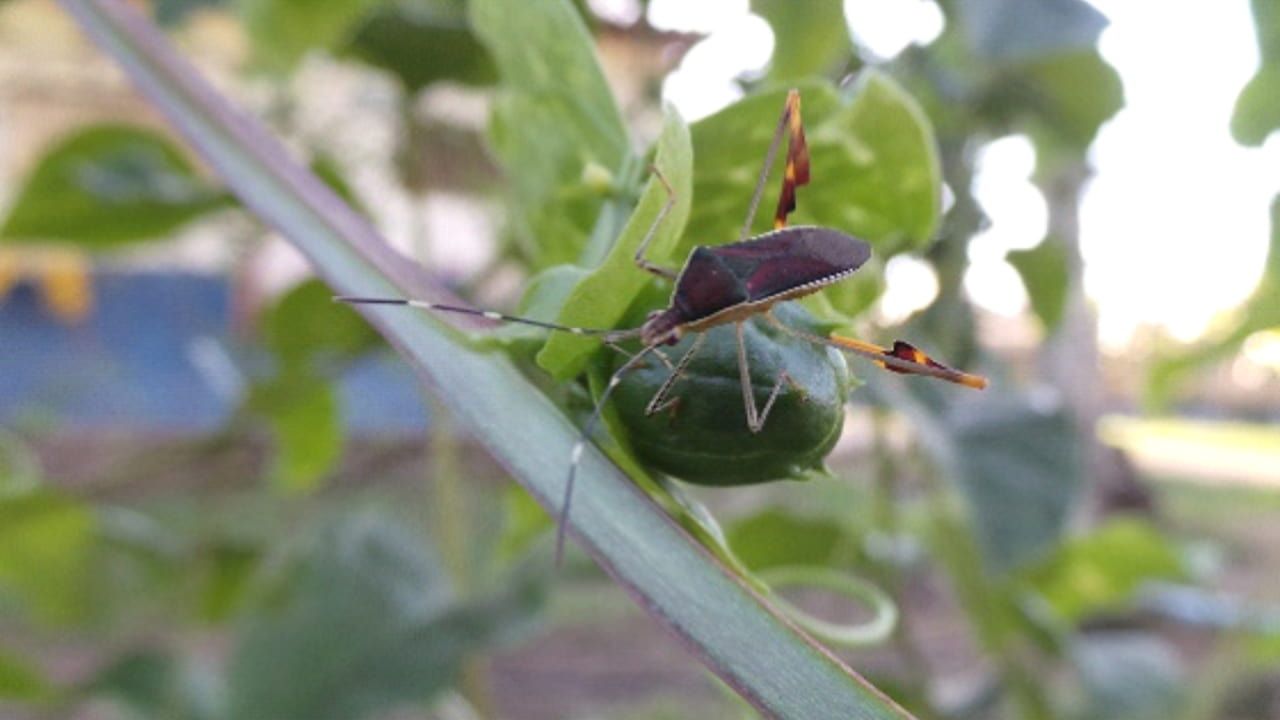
[869,412,941,720]
[919,456,1053,720]
[427,400,495,718]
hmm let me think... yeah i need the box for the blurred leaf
[83,649,223,720]
[537,108,692,378]
[0,491,95,625]
[1071,632,1185,720]
[227,511,540,720]
[1020,519,1185,623]
[253,279,379,492]
[886,377,1084,576]
[688,74,940,269]
[0,647,50,701]
[497,485,552,564]
[1019,49,1123,156]
[199,543,260,622]
[236,0,379,71]
[346,0,496,91]
[1233,0,1280,145]
[0,125,230,248]
[727,509,845,570]
[753,0,853,82]
[264,279,381,372]
[67,2,935,712]
[1007,236,1068,331]
[956,0,1107,61]
[86,650,179,717]
[250,376,341,493]
[153,0,226,26]
[1146,196,1280,409]
[946,392,1083,574]
[471,0,630,268]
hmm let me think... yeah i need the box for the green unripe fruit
[612,303,853,486]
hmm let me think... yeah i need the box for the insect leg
[739,89,810,240]
[632,165,680,280]
[558,342,663,565]
[643,333,707,416]
[735,321,794,433]
[764,312,988,389]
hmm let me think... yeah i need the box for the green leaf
[688,74,940,265]
[0,647,50,701]
[65,2,922,713]
[0,125,230,248]
[471,0,631,268]
[250,376,342,493]
[83,649,224,720]
[0,491,96,625]
[1233,0,1280,145]
[882,378,1083,575]
[199,543,260,621]
[227,511,540,720]
[1071,633,1185,720]
[753,0,853,82]
[345,0,496,91]
[235,0,379,71]
[956,0,1107,61]
[537,108,692,378]
[1020,519,1185,623]
[263,279,381,371]
[728,509,846,571]
[1007,236,1068,331]
[948,393,1083,574]
[1016,50,1124,156]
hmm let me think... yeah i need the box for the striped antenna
[335,296,641,341]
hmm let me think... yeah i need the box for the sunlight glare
[662,12,773,121]
[964,136,1043,316]
[879,255,939,324]
[844,0,944,58]
[1082,0,1280,346]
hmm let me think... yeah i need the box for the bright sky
[644,0,1280,351]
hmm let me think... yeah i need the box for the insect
[338,89,986,561]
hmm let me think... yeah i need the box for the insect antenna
[334,296,642,342]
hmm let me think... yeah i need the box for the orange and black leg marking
[772,89,810,230]
[739,89,812,240]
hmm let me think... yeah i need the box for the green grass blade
[58,2,913,716]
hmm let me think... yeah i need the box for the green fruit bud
[612,303,852,486]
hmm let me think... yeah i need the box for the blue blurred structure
[0,272,427,434]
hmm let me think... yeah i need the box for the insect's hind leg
[738,89,810,240]
[734,321,800,433]
[632,166,681,281]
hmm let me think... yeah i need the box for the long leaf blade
[58,2,911,717]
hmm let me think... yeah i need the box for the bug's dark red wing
[671,248,750,320]
[713,226,870,302]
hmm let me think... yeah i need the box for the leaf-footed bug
[338,89,986,562]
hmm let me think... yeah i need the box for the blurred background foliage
[0,0,1278,718]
